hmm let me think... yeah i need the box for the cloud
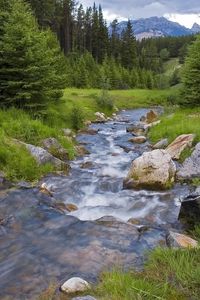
[81,0,200,25]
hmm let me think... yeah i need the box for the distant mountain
[113,17,199,40]
[191,23,200,34]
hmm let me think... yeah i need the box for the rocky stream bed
[0,108,197,299]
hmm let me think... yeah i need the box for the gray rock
[42,137,69,161]
[177,142,200,179]
[152,138,168,149]
[61,277,90,294]
[94,112,106,122]
[24,143,70,172]
[62,128,73,137]
[72,296,97,300]
[166,231,198,248]
[125,149,176,190]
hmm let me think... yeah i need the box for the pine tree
[97,5,108,63]
[121,20,137,69]
[0,0,66,110]
[181,35,200,106]
[110,19,121,61]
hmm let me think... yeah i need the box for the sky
[81,0,200,28]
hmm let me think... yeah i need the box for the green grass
[62,88,175,114]
[149,108,200,144]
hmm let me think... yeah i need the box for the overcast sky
[81,0,200,28]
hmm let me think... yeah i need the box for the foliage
[96,89,114,111]
[0,0,66,111]
[181,35,200,106]
[70,106,85,130]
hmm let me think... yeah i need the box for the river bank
[0,107,199,300]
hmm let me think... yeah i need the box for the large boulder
[166,231,198,249]
[24,143,70,172]
[177,142,200,180]
[166,134,195,160]
[42,137,69,161]
[124,149,176,190]
[61,277,90,294]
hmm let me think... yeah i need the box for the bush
[96,89,114,111]
[71,106,85,130]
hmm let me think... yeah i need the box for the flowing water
[0,109,189,299]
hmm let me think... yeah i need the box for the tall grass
[149,108,200,143]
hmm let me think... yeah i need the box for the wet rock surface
[0,109,190,299]
[177,142,200,180]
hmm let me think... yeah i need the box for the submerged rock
[152,138,168,149]
[126,124,147,136]
[124,149,176,190]
[42,137,69,161]
[79,128,98,135]
[166,134,195,160]
[166,231,198,248]
[129,136,147,144]
[75,145,90,156]
[80,161,94,169]
[72,297,97,300]
[61,277,90,294]
[177,143,200,180]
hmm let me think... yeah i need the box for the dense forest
[25,0,195,90]
[0,0,199,112]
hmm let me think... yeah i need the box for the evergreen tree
[110,19,121,61]
[181,35,200,106]
[0,0,66,110]
[121,20,137,69]
[74,4,85,52]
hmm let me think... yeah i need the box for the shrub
[96,89,114,110]
[70,106,85,130]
